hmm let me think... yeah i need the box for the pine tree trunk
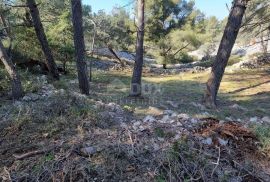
[130,0,145,96]
[26,0,59,79]
[71,0,90,95]
[204,0,248,107]
[0,40,23,99]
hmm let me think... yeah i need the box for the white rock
[225,117,233,121]
[178,113,190,120]
[143,115,156,123]
[202,138,212,145]
[174,134,181,140]
[171,112,178,118]
[250,117,258,123]
[262,116,270,124]
[229,104,247,111]
[218,138,228,146]
[161,115,170,123]
[139,126,145,131]
[133,121,141,127]
[191,118,199,124]
[176,122,183,127]
[219,120,226,125]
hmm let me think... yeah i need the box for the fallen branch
[108,46,125,67]
[211,146,221,177]
[13,144,61,160]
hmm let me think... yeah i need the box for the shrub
[176,53,198,64]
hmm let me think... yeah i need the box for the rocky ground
[1,74,270,181]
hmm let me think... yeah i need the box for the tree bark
[130,0,145,96]
[0,40,23,99]
[204,0,248,107]
[71,0,90,95]
[26,0,59,79]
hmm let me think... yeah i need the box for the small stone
[201,112,210,117]
[133,121,141,127]
[163,110,175,115]
[178,113,190,120]
[191,118,199,125]
[139,126,145,131]
[166,101,179,108]
[13,101,23,107]
[143,115,156,123]
[153,143,160,151]
[157,137,165,142]
[191,102,206,110]
[161,115,170,123]
[171,112,178,118]
[250,117,258,123]
[229,104,247,111]
[120,122,128,129]
[22,96,32,102]
[262,116,270,124]
[202,138,212,145]
[174,134,181,140]
[80,146,97,156]
[176,122,183,126]
[218,138,228,146]
[225,117,233,121]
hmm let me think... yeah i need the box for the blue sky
[82,0,232,20]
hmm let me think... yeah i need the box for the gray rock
[178,113,190,120]
[105,102,124,114]
[191,102,206,110]
[133,121,142,127]
[262,116,270,124]
[160,115,170,123]
[166,101,179,108]
[229,104,247,111]
[250,117,258,123]
[202,138,213,145]
[143,115,156,123]
[218,138,228,146]
[191,118,199,125]
[22,96,31,102]
[80,146,97,156]
[163,110,175,115]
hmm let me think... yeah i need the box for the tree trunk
[130,0,145,96]
[71,0,90,95]
[204,0,248,107]
[26,0,59,79]
[0,13,13,57]
[0,40,23,99]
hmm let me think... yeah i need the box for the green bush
[176,53,198,64]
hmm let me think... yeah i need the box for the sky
[82,0,232,20]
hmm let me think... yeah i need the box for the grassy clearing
[89,67,270,120]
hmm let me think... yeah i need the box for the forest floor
[0,63,270,181]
